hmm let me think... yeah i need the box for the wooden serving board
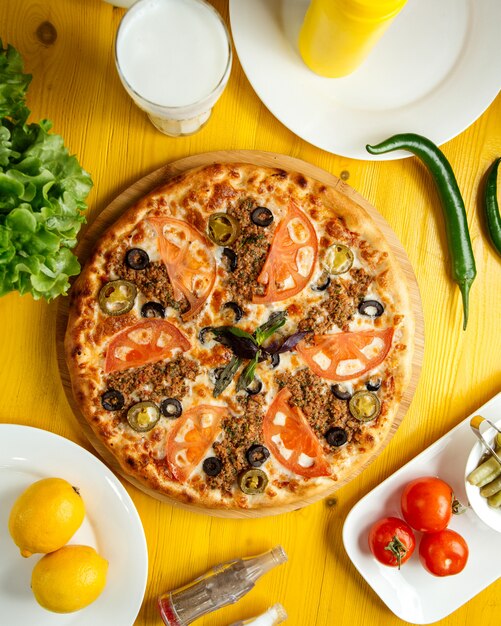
[56,150,425,518]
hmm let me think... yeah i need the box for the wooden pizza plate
[56,151,425,518]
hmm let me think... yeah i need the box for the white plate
[229,0,501,160]
[0,425,148,626]
[342,392,501,624]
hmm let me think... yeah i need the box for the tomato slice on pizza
[296,328,394,382]
[263,387,330,478]
[150,217,216,319]
[253,201,318,303]
[105,319,190,373]
[166,405,228,481]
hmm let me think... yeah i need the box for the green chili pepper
[366,133,476,330]
[484,157,501,258]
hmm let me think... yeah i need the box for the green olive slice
[322,243,354,275]
[127,401,160,432]
[207,212,240,246]
[238,468,268,495]
[349,391,381,422]
[98,280,137,316]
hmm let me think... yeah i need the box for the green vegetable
[0,41,92,300]
[466,455,501,487]
[480,475,501,498]
[366,133,476,330]
[487,490,501,508]
[484,157,501,257]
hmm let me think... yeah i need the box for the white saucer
[230,0,501,160]
[0,425,148,626]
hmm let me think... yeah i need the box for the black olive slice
[101,389,125,411]
[222,301,243,321]
[246,444,270,467]
[349,391,381,422]
[331,384,352,400]
[325,427,348,447]
[238,468,268,494]
[98,280,137,316]
[127,401,160,432]
[366,378,382,391]
[203,457,223,477]
[311,274,331,292]
[125,248,149,270]
[199,326,214,344]
[269,353,280,368]
[160,398,183,419]
[251,206,274,227]
[358,300,384,318]
[141,301,165,318]
[245,378,263,396]
[222,247,237,272]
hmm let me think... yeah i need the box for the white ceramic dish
[0,424,148,626]
[342,392,501,624]
[465,421,501,533]
[230,0,501,160]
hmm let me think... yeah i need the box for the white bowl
[465,424,501,533]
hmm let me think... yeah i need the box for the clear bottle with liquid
[229,603,288,625]
[157,546,287,626]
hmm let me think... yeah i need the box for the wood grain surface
[56,150,424,518]
[0,1,500,625]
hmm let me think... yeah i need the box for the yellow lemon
[9,477,85,557]
[31,545,108,613]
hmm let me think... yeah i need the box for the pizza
[64,162,415,511]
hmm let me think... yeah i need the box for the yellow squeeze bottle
[299,0,408,78]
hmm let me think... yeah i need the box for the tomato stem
[384,535,408,569]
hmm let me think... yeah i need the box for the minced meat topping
[208,393,266,495]
[224,198,276,306]
[299,267,373,334]
[104,355,199,420]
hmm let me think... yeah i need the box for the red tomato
[253,201,318,303]
[263,387,330,478]
[419,529,469,576]
[105,319,190,373]
[150,216,216,319]
[401,477,453,532]
[296,328,394,381]
[368,517,416,569]
[165,405,228,482]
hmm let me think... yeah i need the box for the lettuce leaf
[0,40,92,300]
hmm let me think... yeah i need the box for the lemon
[9,477,85,557]
[31,545,108,613]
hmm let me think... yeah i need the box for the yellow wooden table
[1,1,500,625]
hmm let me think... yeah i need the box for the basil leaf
[266,331,309,355]
[254,311,287,345]
[236,353,260,392]
[213,356,242,398]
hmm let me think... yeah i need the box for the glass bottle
[229,603,288,625]
[299,0,408,78]
[157,546,287,626]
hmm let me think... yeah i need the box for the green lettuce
[0,41,92,300]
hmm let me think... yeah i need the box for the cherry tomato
[263,387,330,478]
[419,529,469,576]
[368,517,416,569]
[296,328,393,382]
[401,476,453,532]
